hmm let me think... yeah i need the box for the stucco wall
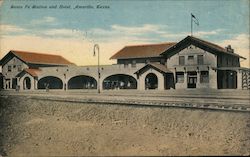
[166,45,217,69]
[2,57,28,89]
[166,45,217,89]
[137,68,165,90]
[36,64,145,90]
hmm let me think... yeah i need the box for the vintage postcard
[0,0,249,156]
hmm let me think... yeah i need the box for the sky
[0,0,249,67]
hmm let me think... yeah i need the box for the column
[237,70,242,89]
[196,71,200,88]
[184,72,188,88]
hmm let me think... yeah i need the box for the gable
[135,63,172,75]
[16,68,41,78]
[0,52,25,66]
[161,36,245,59]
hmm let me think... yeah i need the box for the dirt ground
[0,95,250,156]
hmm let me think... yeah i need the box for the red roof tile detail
[110,42,177,59]
[11,50,74,65]
[24,68,41,77]
[135,63,172,74]
[148,63,172,73]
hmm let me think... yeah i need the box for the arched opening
[103,74,137,90]
[23,77,31,90]
[68,75,97,89]
[145,73,158,89]
[38,76,63,89]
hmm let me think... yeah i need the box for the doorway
[145,73,158,89]
[187,72,197,88]
[23,77,31,90]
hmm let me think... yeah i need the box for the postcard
[0,0,249,156]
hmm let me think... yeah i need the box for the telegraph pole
[93,44,100,93]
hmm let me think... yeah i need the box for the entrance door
[187,72,197,88]
[145,73,158,89]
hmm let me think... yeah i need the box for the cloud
[111,24,167,35]
[218,34,250,68]
[0,24,26,33]
[31,16,57,25]
[196,29,224,37]
[1,23,248,67]
[43,28,76,37]
[0,34,145,66]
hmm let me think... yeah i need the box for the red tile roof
[10,50,74,65]
[24,68,41,77]
[110,42,177,59]
[135,63,172,74]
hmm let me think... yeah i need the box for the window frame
[7,65,12,72]
[179,56,185,65]
[132,60,136,67]
[197,55,204,65]
[200,71,209,83]
[176,72,184,83]
[17,65,22,72]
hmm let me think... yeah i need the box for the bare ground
[0,95,250,156]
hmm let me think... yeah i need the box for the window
[17,65,22,72]
[124,61,128,68]
[176,72,184,83]
[8,65,11,72]
[13,65,16,69]
[132,60,136,67]
[200,71,209,83]
[179,56,185,65]
[198,55,204,65]
[188,55,194,60]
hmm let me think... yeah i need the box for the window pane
[188,55,194,60]
[198,55,204,65]
[200,71,209,83]
[8,66,11,72]
[18,65,22,71]
[132,60,136,67]
[179,56,185,65]
[176,72,184,83]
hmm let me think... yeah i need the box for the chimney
[225,45,234,53]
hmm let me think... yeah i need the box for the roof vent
[225,45,234,53]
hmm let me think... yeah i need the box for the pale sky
[0,0,249,67]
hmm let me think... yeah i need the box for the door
[187,71,197,88]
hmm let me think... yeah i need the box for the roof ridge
[11,50,65,57]
[189,36,226,51]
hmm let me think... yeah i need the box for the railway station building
[0,36,249,91]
